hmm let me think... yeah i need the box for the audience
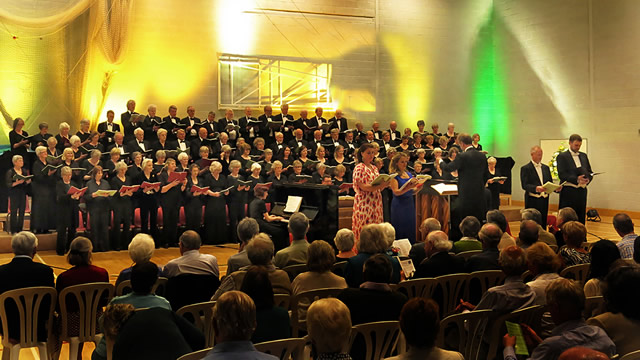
[163,230,219,278]
[335,228,357,259]
[115,233,163,287]
[227,218,260,275]
[386,298,463,360]
[102,304,205,360]
[410,218,441,266]
[525,242,562,337]
[503,278,616,360]
[307,298,353,360]
[613,213,636,260]
[452,216,482,253]
[213,233,291,300]
[56,236,109,292]
[587,262,640,357]
[554,207,579,248]
[203,291,278,359]
[522,208,557,246]
[273,212,310,268]
[380,222,397,249]
[465,223,503,272]
[516,219,540,250]
[240,266,291,344]
[414,231,464,278]
[584,240,620,297]
[486,210,516,250]
[559,221,591,266]
[344,224,401,287]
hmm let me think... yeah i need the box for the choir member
[56,122,72,153]
[267,160,286,186]
[180,105,200,140]
[137,158,159,243]
[76,118,91,145]
[444,122,457,146]
[107,132,127,155]
[121,99,139,143]
[276,104,296,143]
[152,128,174,159]
[159,158,187,247]
[333,165,352,195]
[47,136,59,157]
[430,123,442,137]
[31,122,52,150]
[485,156,505,210]
[59,148,79,181]
[153,150,167,176]
[437,136,450,152]
[31,146,57,233]
[520,146,554,228]
[6,155,31,234]
[211,132,229,159]
[557,134,593,224]
[249,186,287,251]
[82,150,103,182]
[297,146,310,166]
[218,109,239,144]
[177,152,190,172]
[397,135,411,152]
[288,160,307,184]
[85,166,111,252]
[238,106,259,142]
[126,152,143,179]
[371,121,382,141]
[315,146,327,165]
[142,104,161,142]
[413,148,428,166]
[226,160,247,243]
[97,109,120,148]
[69,135,88,162]
[312,163,327,184]
[412,133,423,150]
[310,107,328,138]
[219,145,232,175]
[127,127,151,155]
[471,133,482,151]
[9,118,30,165]
[203,162,229,244]
[110,161,135,250]
[85,131,104,153]
[431,149,453,181]
[195,147,212,176]
[328,108,348,135]
[184,163,205,232]
[414,120,427,138]
[329,145,347,167]
[251,137,266,158]
[161,105,181,140]
[104,148,122,180]
[308,130,324,157]
[237,143,252,175]
[190,127,210,161]
[388,121,401,143]
[175,128,189,153]
[424,135,436,154]
[56,166,81,255]
[288,129,308,152]
[279,146,293,169]
[246,163,263,205]
[259,149,273,178]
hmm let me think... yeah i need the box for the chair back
[115,277,168,296]
[621,350,640,360]
[486,305,545,360]
[291,288,343,336]
[435,274,467,317]
[394,278,438,300]
[0,286,56,348]
[466,270,505,301]
[437,309,492,360]
[274,293,290,309]
[332,261,348,277]
[176,301,216,347]
[165,274,221,311]
[456,250,482,261]
[177,347,212,360]
[283,264,309,282]
[584,296,606,318]
[254,338,306,360]
[349,321,401,360]
[59,282,115,342]
[560,263,591,284]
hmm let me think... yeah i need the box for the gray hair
[91,149,102,158]
[11,155,23,165]
[70,135,81,145]
[237,218,259,244]
[134,128,144,136]
[521,208,542,225]
[61,166,72,176]
[59,122,70,131]
[178,152,189,161]
[47,137,57,146]
[420,218,441,235]
[210,161,222,173]
[379,222,396,247]
[128,233,155,263]
[157,128,167,136]
[459,216,481,238]
[179,230,201,250]
[246,233,274,265]
[147,104,157,112]
[115,161,128,173]
[427,231,452,252]
[288,212,309,240]
[155,150,166,160]
[334,229,355,252]
[229,160,241,170]
[80,118,90,126]
[12,231,38,256]
[141,158,153,170]
[250,162,261,172]
[35,146,47,156]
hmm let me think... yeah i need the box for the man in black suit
[309,107,328,138]
[328,109,348,134]
[190,127,211,161]
[387,121,401,144]
[217,109,238,145]
[379,131,394,158]
[141,104,162,143]
[97,110,121,148]
[287,129,308,152]
[465,223,502,272]
[121,99,139,143]
[414,231,465,279]
[0,232,54,342]
[371,121,383,141]
[269,132,287,159]
[307,130,324,160]
[199,111,217,138]
[107,133,127,155]
[323,128,347,158]
[238,106,259,142]
[161,105,182,141]
[343,131,357,158]
[409,218,441,268]
[297,109,315,141]
[126,128,152,156]
[520,146,556,228]
[180,106,201,140]
[258,106,277,146]
[273,104,296,143]
[557,134,593,224]
[437,133,488,240]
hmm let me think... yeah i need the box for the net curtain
[0,0,133,144]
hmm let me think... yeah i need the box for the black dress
[110,175,133,250]
[5,168,30,234]
[225,174,246,243]
[159,172,184,247]
[136,172,159,243]
[31,160,57,233]
[485,168,502,211]
[184,176,205,232]
[248,198,288,251]
[56,180,79,255]
[203,173,228,244]
[85,179,111,252]
[246,174,263,205]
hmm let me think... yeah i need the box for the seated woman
[115,233,163,287]
[249,187,288,251]
[307,298,353,360]
[335,228,357,259]
[584,240,620,297]
[559,221,592,266]
[240,266,291,343]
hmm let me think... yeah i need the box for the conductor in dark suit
[121,99,139,143]
[557,134,593,224]
[437,133,488,240]
[413,231,465,279]
[0,231,54,342]
[520,146,555,228]
[97,110,121,148]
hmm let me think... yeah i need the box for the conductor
[556,134,593,224]
[520,146,556,228]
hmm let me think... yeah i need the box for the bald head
[478,223,502,249]
[558,347,610,360]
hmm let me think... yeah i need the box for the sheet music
[283,196,303,213]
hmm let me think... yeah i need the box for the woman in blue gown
[389,152,420,243]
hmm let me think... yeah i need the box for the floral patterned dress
[352,162,383,242]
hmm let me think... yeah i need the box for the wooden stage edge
[511,200,640,219]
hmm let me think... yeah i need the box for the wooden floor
[1,214,636,359]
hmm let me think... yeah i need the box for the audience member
[613,213,636,259]
[115,233,162,287]
[587,262,640,357]
[452,216,482,253]
[554,207,579,248]
[584,240,620,297]
[56,236,109,292]
[522,208,557,246]
[163,230,219,278]
[344,224,402,287]
[410,218,441,266]
[307,298,353,360]
[386,298,463,360]
[227,218,260,275]
[559,221,591,266]
[102,304,205,360]
[503,278,616,360]
[486,210,516,250]
[0,231,54,342]
[380,222,397,248]
[465,223,503,272]
[558,347,610,360]
[273,212,310,268]
[526,242,562,305]
[517,219,540,250]
[335,228,357,259]
[240,266,291,344]
[203,291,278,359]
[414,231,464,278]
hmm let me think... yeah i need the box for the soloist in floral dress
[352,162,383,242]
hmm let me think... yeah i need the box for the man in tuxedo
[344,131,357,158]
[141,104,162,142]
[380,131,394,158]
[238,106,259,142]
[0,232,54,342]
[557,134,593,224]
[388,121,401,143]
[107,132,127,155]
[437,133,488,240]
[98,110,121,148]
[328,109,348,135]
[309,107,328,137]
[274,104,296,143]
[200,111,217,138]
[190,127,211,161]
[371,121,382,140]
[121,99,139,143]
[175,129,190,153]
[270,132,287,159]
[307,130,324,159]
[180,106,201,140]
[210,132,228,159]
[217,109,238,145]
[288,129,308,152]
[161,105,182,141]
[323,128,347,158]
[152,128,176,160]
[126,128,152,156]
[298,109,315,141]
[258,105,277,145]
[520,146,555,228]
[413,231,465,279]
